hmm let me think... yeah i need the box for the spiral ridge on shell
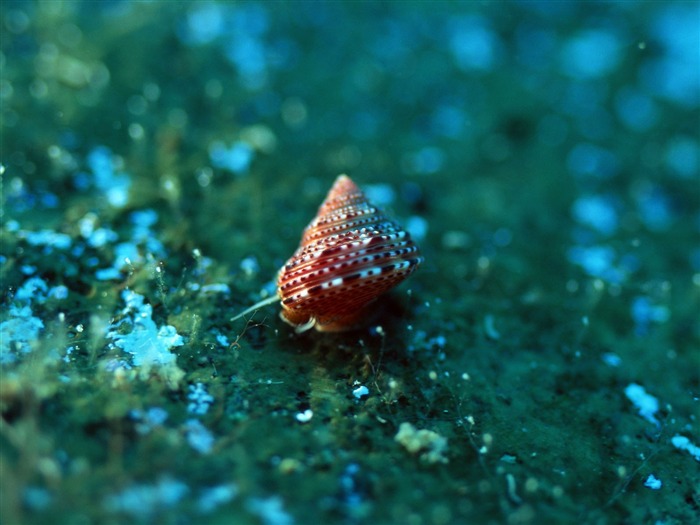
[277,175,423,332]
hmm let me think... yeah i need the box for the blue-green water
[1,2,699,524]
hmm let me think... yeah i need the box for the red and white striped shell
[277,174,423,332]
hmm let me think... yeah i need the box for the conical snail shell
[277,174,423,332]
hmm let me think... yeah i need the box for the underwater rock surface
[1,2,698,524]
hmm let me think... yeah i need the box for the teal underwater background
[1,1,699,524]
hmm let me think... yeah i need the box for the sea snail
[232,174,423,332]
